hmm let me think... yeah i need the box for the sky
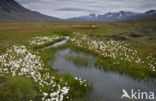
[15,0,156,19]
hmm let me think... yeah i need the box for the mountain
[0,0,60,21]
[144,10,156,16]
[68,10,156,21]
[68,13,98,21]
[97,11,140,21]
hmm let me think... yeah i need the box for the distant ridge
[68,10,156,21]
[0,0,61,21]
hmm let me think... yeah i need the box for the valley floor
[0,18,156,101]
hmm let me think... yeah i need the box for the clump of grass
[0,76,40,101]
[95,57,156,79]
[8,76,38,100]
[58,74,91,100]
[65,55,89,67]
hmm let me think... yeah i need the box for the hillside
[0,0,60,21]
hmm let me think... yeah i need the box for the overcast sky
[15,0,156,19]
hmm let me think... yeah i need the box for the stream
[48,37,156,101]
[46,36,70,48]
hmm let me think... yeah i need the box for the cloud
[15,0,156,19]
[56,8,97,12]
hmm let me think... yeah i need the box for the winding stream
[46,36,70,48]
[48,38,156,101]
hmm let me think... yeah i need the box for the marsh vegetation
[0,17,156,101]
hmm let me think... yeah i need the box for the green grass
[59,74,91,99]
[0,76,41,101]
[95,56,156,80]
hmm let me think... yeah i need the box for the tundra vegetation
[0,17,156,101]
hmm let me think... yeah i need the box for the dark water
[49,48,156,101]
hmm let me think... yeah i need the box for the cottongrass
[0,45,71,101]
[0,35,89,101]
[29,35,63,46]
[75,77,87,87]
[70,34,156,71]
